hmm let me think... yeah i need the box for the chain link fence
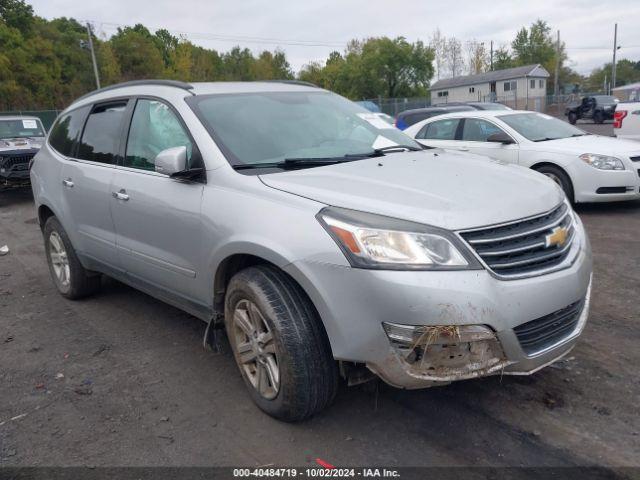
[0,110,61,131]
[360,93,581,120]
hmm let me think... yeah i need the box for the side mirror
[154,146,187,176]
[486,132,514,145]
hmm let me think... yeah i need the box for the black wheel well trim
[211,252,335,354]
[531,162,575,200]
[37,204,56,231]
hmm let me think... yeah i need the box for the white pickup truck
[614,102,640,141]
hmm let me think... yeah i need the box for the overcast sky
[30,0,640,76]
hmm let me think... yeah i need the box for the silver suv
[31,80,593,421]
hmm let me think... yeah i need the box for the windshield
[498,112,585,142]
[0,118,45,139]
[188,91,419,167]
[593,95,617,104]
[476,103,510,110]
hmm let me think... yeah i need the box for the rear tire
[534,165,574,203]
[567,112,577,125]
[224,265,338,421]
[43,216,101,299]
[594,111,604,124]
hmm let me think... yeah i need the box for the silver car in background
[31,80,592,421]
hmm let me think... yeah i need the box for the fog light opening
[382,322,507,379]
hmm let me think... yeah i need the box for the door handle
[112,190,130,201]
[458,147,469,152]
[62,179,74,188]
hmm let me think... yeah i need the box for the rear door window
[417,119,460,140]
[48,106,90,157]
[77,101,128,164]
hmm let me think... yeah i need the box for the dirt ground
[0,189,639,469]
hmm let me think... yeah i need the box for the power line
[89,20,347,48]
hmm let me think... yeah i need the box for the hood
[528,135,640,156]
[0,137,44,151]
[259,150,563,230]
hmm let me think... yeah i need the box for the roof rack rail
[263,79,319,88]
[75,79,194,103]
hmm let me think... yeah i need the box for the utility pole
[490,40,493,71]
[554,30,560,98]
[85,22,101,90]
[452,48,457,78]
[611,23,618,94]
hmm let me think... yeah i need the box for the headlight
[579,153,625,170]
[317,207,481,270]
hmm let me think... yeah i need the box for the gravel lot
[1,189,639,469]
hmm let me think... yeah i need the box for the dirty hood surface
[260,150,563,230]
[0,137,44,151]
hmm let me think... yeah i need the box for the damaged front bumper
[285,218,592,390]
[371,279,590,389]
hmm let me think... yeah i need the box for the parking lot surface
[1,189,639,468]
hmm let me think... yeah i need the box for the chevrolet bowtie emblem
[545,226,569,248]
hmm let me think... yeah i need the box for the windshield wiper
[532,137,560,142]
[233,146,422,171]
[374,145,424,153]
[233,156,364,171]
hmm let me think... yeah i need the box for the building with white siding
[430,64,551,111]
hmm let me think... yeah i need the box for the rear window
[48,106,90,157]
[416,118,460,140]
[403,112,434,127]
[76,102,128,164]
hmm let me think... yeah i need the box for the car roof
[421,109,535,120]
[398,105,474,117]
[0,116,42,122]
[65,79,325,113]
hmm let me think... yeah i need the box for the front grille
[0,153,35,170]
[459,203,576,279]
[514,300,584,355]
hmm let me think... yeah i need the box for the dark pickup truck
[565,95,618,124]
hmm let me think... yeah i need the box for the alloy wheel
[49,231,70,287]
[231,299,280,400]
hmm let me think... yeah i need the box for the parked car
[435,101,512,111]
[565,95,618,124]
[613,102,640,141]
[355,100,381,113]
[405,110,640,203]
[0,116,45,187]
[373,112,395,126]
[395,105,474,130]
[32,80,592,421]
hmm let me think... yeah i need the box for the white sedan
[404,110,640,203]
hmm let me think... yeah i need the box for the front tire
[535,165,574,203]
[567,112,577,125]
[43,216,101,299]
[224,265,338,421]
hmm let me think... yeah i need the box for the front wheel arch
[531,162,575,203]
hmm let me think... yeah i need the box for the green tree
[110,24,165,80]
[0,0,33,32]
[98,42,121,85]
[493,47,514,70]
[298,37,434,99]
[586,59,640,92]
